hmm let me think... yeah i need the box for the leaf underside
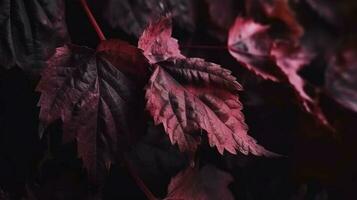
[37,44,142,182]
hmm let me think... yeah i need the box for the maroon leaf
[165,165,234,200]
[36,44,143,182]
[146,57,276,156]
[138,16,184,64]
[97,39,151,86]
[0,0,68,74]
[228,17,284,81]
[325,47,357,113]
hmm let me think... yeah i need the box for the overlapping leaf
[0,0,68,73]
[140,17,276,156]
[138,16,184,64]
[37,42,145,182]
[97,39,151,86]
[165,165,234,200]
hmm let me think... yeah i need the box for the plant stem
[123,155,157,200]
[79,0,106,41]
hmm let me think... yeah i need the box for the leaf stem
[79,0,106,41]
[123,155,157,200]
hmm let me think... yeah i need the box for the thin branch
[79,0,106,41]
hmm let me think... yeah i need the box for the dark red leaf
[0,0,68,74]
[97,39,151,86]
[165,165,234,200]
[36,44,143,182]
[138,16,184,64]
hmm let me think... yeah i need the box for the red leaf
[228,17,284,82]
[138,16,184,64]
[165,165,234,200]
[146,58,276,156]
[36,44,143,182]
[141,17,276,156]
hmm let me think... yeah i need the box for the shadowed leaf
[37,43,144,183]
